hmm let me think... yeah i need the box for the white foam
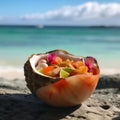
[0,66,120,80]
[101,68,120,75]
[0,66,24,80]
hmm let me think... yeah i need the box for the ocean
[0,25,120,78]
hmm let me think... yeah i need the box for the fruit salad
[36,53,99,78]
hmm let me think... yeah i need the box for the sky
[0,0,120,26]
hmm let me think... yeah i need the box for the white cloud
[1,2,120,25]
[21,2,120,23]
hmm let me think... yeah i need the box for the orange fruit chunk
[71,61,84,68]
[43,66,54,76]
[76,66,88,74]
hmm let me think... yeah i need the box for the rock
[97,74,120,89]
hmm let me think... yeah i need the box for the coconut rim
[29,49,99,81]
[29,53,56,79]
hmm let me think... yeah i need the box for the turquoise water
[0,26,120,71]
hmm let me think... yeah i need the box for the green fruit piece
[38,68,43,73]
[60,69,70,78]
[63,68,73,73]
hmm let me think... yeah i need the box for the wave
[100,68,120,75]
[0,65,120,80]
[0,66,24,80]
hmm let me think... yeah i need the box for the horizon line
[0,24,120,28]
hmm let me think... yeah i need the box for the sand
[0,74,120,120]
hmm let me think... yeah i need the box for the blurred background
[0,0,120,79]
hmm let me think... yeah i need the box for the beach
[0,26,120,120]
[0,63,120,120]
[0,74,120,120]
